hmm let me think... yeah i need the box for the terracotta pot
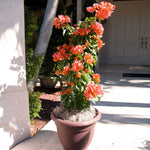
[40,77,57,89]
[51,108,101,150]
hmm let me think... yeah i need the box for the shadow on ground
[101,75,150,88]
[139,140,150,150]
[99,113,150,125]
[97,101,150,108]
[12,130,63,150]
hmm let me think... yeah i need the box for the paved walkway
[91,64,150,150]
[13,65,150,150]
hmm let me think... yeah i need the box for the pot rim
[51,107,101,127]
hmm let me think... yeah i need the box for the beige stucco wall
[0,0,30,149]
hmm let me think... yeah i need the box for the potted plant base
[40,77,57,89]
[51,107,101,150]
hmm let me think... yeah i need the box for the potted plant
[51,1,115,150]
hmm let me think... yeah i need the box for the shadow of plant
[139,140,150,150]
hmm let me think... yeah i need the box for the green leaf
[91,96,101,104]
[82,73,91,83]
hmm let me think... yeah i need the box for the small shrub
[29,91,42,123]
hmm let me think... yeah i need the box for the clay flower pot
[40,77,57,89]
[51,108,101,150]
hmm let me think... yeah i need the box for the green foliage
[25,7,43,83]
[25,7,42,123]
[25,6,38,49]
[29,91,42,123]
[26,48,43,83]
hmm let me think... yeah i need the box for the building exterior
[99,0,150,65]
[0,0,30,149]
[76,0,150,65]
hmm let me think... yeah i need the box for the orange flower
[63,89,72,95]
[84,82,104,100]
[71,60,84,72]
[69,38,72,42]
[59,91,63,95]
[85,69,89,72]
[53,44,71,61]
[76,72,81,78]
[84,53,95,64]
[74,57,78,61]
[90,22,104,37]
[70,82,75,87]
[86,6,95,13]
[72,27,91,36]
[53,15,71,29]
[85,41,90,47]
[82,71,86,74]
[92,74,101,82]
[62,66,70,75]
[95,2,115,20]
[98,39,105,49]
[86,2,115,21]
[70,45,85,55]
[55,70,62,75]
[53,51,65,62]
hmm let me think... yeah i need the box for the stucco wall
[0,0,30,149]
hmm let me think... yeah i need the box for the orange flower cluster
[70,81,75,87]
[70,45,85,55]
[98,39,105,49]
[55,70,62,75]
[76,72,81,78]
[62,66,70,75]
[92,74,101,82]
[92,35,105,49]
[55,66,70,76]
[84,82,104,100]
[86,1,115,20]
[62,81,75,87]
[85,41,90,47]
[53,51,65,62]
[53,44,71,62]
[90,22,104,37]
[53,15,71,29]
[84,53,95,64]
[71,60,84,72]
[72,27,91,36]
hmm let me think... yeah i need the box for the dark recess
[123,73,150,78]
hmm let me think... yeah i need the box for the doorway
[108,1,150,65]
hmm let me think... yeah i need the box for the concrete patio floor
[13,65,150,150]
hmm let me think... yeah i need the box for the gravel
[53,105,96,122]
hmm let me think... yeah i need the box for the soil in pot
[53,105,96,122]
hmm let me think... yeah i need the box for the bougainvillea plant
[53,1,115,110]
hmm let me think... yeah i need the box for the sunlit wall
[0,0,30,149]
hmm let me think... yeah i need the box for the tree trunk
[27,0,59,91]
